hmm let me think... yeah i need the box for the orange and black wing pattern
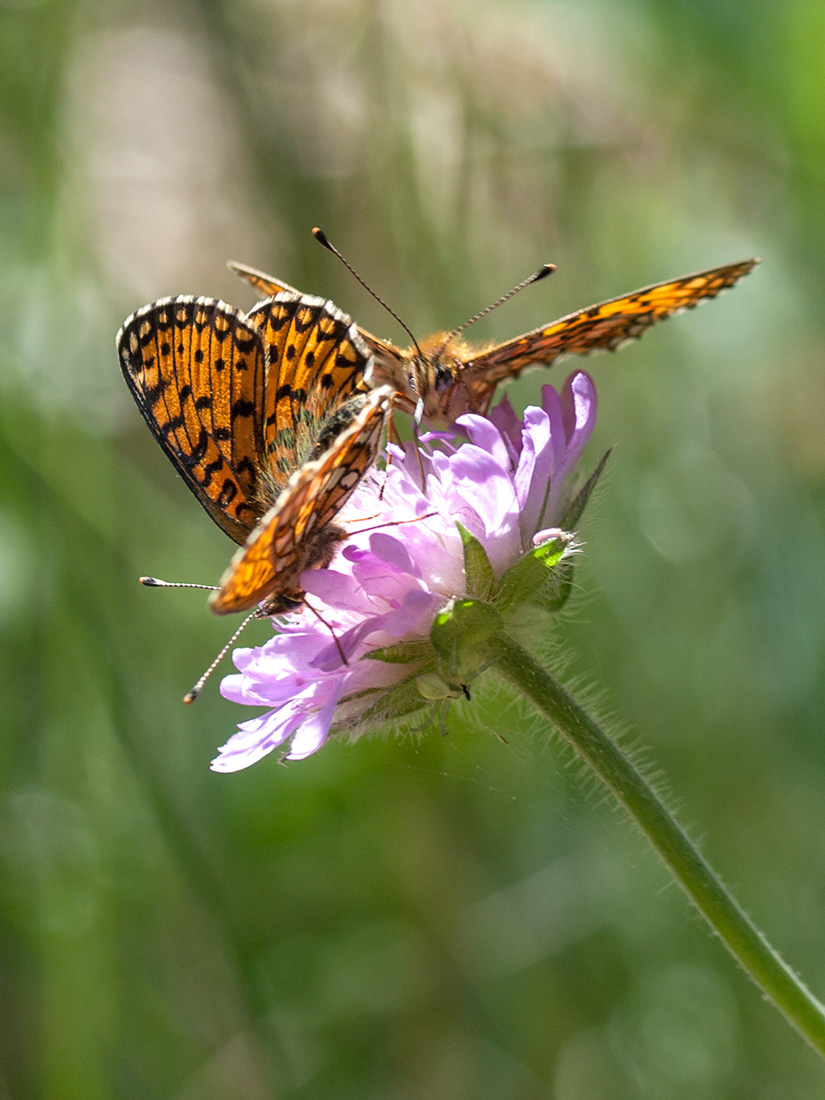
[210,385,393,614]
[119,287,390,617]
[245,293,374,479]
[117,297,266,545]
[233,261,408,379]
[460,259,759,411]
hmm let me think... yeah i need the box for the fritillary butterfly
[231,257,758,425]
[117,292,392,615]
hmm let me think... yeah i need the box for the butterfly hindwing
[228,261,301,300]
[117,296,266,545]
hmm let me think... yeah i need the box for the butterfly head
[401,333,474,426]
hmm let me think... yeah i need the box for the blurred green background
[2,0,825,1096]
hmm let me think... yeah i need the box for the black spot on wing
[180,428,209,468]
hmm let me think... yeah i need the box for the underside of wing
[231,259,409,392]
[245,293,374,478]
[210,386,392,614]
[293,386,392,537]
[460,258,759,409]
[117,296,266,544]
[229,261,303,300]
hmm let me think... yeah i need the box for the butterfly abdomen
[308,395,373,458]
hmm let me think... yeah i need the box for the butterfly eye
[432,365,455,395]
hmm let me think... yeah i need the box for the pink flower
[212,372,598,771]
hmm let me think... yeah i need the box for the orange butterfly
[231,256,759,425]
[117,292,391,615]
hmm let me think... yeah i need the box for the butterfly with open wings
[231,255,758,426]
[117,292,392,616]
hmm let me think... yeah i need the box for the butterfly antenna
[434,263,556,358]
[140,577,219,591]
[183,610,257,704]
[312,227,426,362]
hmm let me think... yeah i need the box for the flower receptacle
[430,598,502,687]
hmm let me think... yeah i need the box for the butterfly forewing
[117,296,266,544]
[210,386,393,614]
[246,295,372,476]
[460,259,759,411]
[301,390,392,536]
[234,262,407,380]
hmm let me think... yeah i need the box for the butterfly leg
[304,598,349,667]
[349,511,439,536]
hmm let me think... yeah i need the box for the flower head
[212,372,599,771]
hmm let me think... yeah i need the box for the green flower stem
[490,631,825,1058]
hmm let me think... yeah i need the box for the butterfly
[230,256,759,425]
[117,292,392,615]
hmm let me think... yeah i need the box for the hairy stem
[490,631,825,1058]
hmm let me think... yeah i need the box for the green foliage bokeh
[2,0,825,1096]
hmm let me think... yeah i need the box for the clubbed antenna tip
[435,262,557,356]
[310,226,425,361]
